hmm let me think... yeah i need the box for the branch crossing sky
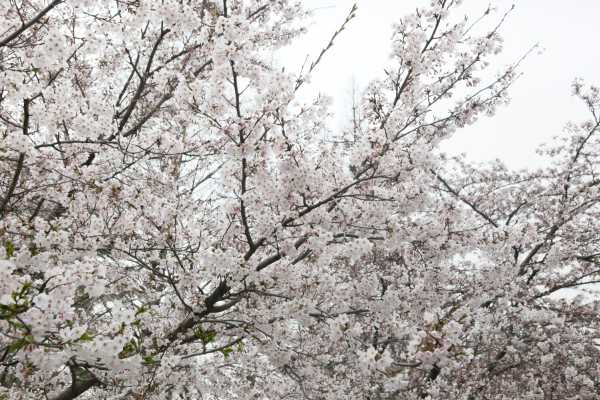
[280,0,600,169]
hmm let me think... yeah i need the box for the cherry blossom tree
[1,1,599,399]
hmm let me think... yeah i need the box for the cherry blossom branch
[431,169,499,228]
[181,337,244,359]
[0,0,65,48]
[294,3,357,91]
[48,361,103,400]
[0,99,29,219]
[229,58,260,255]
[117,27,171,135]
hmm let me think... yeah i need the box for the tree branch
[49,365,99,400]
[0,99,29,219]
[0,0,64,48]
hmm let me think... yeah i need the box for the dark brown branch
[518,224,559,276]
[49,365,99,400]
[0,154,24,219]
[295,3,357,91]
[117,28,171,135]
[0,0,64,48]
[121,91,173,138]
[255,237,308,271]
[163,279,231,346]
[0,99,29,219]
[181,337,244,359]
[115,52,140,108]
[248,4,269,20]
[432,170,499,228]
[505,201,527,225]
[230,60,260,257]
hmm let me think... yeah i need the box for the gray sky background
[279,1,600,169]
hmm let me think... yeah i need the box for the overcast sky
[279,1,600,169]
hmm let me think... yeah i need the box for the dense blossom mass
[1,1,599,399]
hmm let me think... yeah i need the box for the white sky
[279,0,600,169]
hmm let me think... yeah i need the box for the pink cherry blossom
[1,1,599,399]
